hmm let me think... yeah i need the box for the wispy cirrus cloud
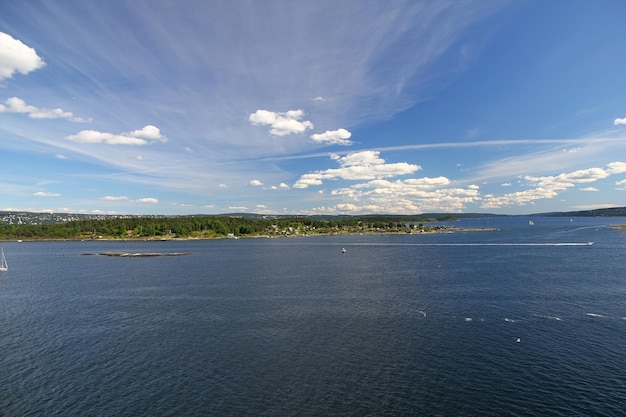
[67,125,167,146]
[0,32,45,80]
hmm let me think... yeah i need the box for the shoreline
[0,227,499,242]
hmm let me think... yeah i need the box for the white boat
[0,248,7,272]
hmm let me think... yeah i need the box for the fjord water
[0,217,625,416]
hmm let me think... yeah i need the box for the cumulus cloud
[0,97,88,122]
[614,117,626,125]
[33,191,61,197]
[101,196,157,203]
[102,196,129,201]
[315,177,480,214]
[249,109,314,136]
[270,183,290,190]
[481,162,626,209]
[616,179,626,190]
[294,151,420,188]
[0,32,45,80]
[67,125,167,145]
[607,161,626,174]
[250,179,264,186]
[580,187,598,192]
[310,128,352,145]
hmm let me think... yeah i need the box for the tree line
[0,215,443,240]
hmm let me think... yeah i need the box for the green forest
[0,215,444,240]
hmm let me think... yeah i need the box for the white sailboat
[0,248,7,272]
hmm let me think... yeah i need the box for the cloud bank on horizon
[0,0,625,215]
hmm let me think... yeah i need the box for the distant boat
[0,248,7,272]
[528,220,534,225]
[342,247,346,254]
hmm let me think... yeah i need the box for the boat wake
[535,314,563,321]
[355,242,594,247]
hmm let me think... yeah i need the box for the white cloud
[524,168,610,189]
[67,125,166,145]
[580,187,598,192]
[129,125,164,140]
[56,154,69,160]
[294,151,420,188]
[0,32,45,80]
[0,97,87,122]
[571,204,618,210]
[616,179,626,190]
[607,161,626,174]
[102,196,157,204]
[102,196,129,201]
[481,162,626,209]
[614,117,626,125]
[250,179,264,186]
[271,182,290,190]
[310,128,352,145]
[333,150,384,167]
[315,177,481,214]
[33,191,61,197]
[249,109,314,136]
[336,203,360,212]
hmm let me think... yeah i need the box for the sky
[1,0,626,216]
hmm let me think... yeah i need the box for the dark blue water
[1,217,625,416]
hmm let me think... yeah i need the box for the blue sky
[1,0,625,216]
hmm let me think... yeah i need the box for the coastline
[0,226,499,242]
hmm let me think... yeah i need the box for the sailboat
[0,248,7,272]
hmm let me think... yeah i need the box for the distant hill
[534,207,626,217]
[2,207,625,227]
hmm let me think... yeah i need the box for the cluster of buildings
[0,211,115,226]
